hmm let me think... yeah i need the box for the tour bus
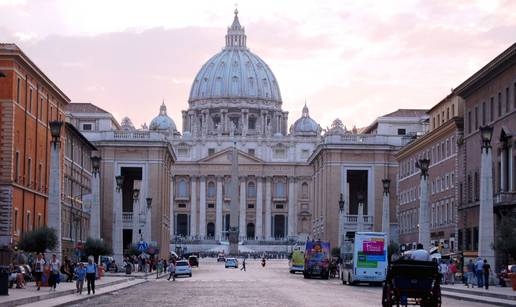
[289,248,305,274]
[303,240,330,279]
[340,232,387,285]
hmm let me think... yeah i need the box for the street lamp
[146,197,152,210]
[115,175,124,192]
[339,193,345,212]
[133,188,140,201]
[49,121,63,148]
[480,125,493,150]
[382,179,391,195]
[91,156,101,176]
[416,158,430,178]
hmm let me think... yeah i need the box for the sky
[1,0,515,130]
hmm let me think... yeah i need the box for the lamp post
[89,155,101,239]
[338,193,345,247]
[140,197,152,242]
[48,120,63,259]
[113,175,124,264]
[382,179,391,242]
[479,125,495,270]
[416,158,430,250]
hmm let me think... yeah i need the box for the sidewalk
[0,276,133,307]
[104,270,168,279]
[441,283,516,306]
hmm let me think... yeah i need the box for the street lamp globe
[382,179,391,194]
[416,158,430,177]
[115,175,124,192]
[91,156,101,174]
[338,193,345,211]
[49,121,63,142]
[480,125,493,148]
[133,188,140,201]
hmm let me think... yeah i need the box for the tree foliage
[17,226,57,253]
[83,238,113,261]
[493,214,516,262]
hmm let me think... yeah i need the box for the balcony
[122,212,133,228]
[494,192,516,207]
[342,215,374,232]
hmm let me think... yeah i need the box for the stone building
[395,93,464,252]
[61,122,96,260]
[455,42,516,263]
[309,110,428,248]
[0,44,69,246]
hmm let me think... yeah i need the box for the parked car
[217,253,226,262]
[174,260,192,277]
[225,258,238,268]
[188,255,199,267]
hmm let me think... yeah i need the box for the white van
[341,232,387,285]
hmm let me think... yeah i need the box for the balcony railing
[122,212,133,228]
[342,215,374,231]
[494,192,516,207]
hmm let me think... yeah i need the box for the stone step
[442,286,516,301]
[441,290,516,307]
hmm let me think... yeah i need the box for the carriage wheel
[381,282,393,307]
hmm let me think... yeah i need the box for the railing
[494,191,516,206]
[122,212,133,228]
[323,134,411,146]
[114,131,151,139]
[343,215,374,231]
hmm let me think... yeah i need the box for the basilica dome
[291,103,321,136]
[188,10,282,105]
[149,102,178,133]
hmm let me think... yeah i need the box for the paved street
[68,259,489,307]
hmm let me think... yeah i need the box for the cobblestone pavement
[69,259,489,307]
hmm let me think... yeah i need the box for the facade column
[239,176,246,240]
[418,162,431,250]
[190,176,197,239]
[199,176,206,239]
[265,177,272,240]
[479,131,495,269]
[89,170,101,239]
[256,177,263,240]
[509,146,513,191]
[169,175,174,239]
[112,176,123,265]
[288,177,296,237]
[48,137,62,259]
[221,109,228,134]
[215,176,223,241]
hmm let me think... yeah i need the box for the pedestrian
[33,253,45,291]
[62,256,73,282]
[49,254,60,291]
[475,257,484,288]
[439,261,448,284]
[75,262,87,295]
[483,259,491,290]
[86,256,97,295]
[167,260,176,281]
[240,258,246,272]
[466,259,476,288]
[449,261,457,285]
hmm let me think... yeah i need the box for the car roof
[226,257,237,260]
[189,255,198,258]
[177,260,189,263]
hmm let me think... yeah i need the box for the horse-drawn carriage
[382,259,441,307]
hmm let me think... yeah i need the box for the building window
[14,209,19,234]
[467,175,472,203]
[208,203,215,209]
[474,172,479,201]
[27,157,32,187]
[29,88,33,113]
[247,182,256,198]
[397,128,406,135]
[208,148,215,156]
[207,181,216,198]
[178,179,188,198]
[301,182,309,199]
[248,148,255,156]
[178,203,186,208]
[247,203,254,209]
[490,97,494,122]
[474,106,478,130]
[446,107,450,120]
[38,163,42,191]
[248,117,256,130]
[16,78,21,103]
[514,83,516,109]
[275,203,284,209]
[37,214,42,228]
[26,211,31,231]
[275,181,286,198]
[482,101,486,125]
[498,92,502,117]
[82,123,92,131]
[467,111,471,133]
[15,151,20,183]
[178,148,189,157]
[273,148,286,159]
[452,104,455,117]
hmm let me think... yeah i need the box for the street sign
[137,241,148,252]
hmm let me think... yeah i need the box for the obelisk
[228,142,240,255]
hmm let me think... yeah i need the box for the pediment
[198,147,264,164]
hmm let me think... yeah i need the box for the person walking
[33,253,45,291]
[75,262,87,295]
[49,254,60,291]
[482,259,491,290]
[167,260,176,281]
[466,259,476,288]
[85,256,97,295]
[439,261,449,284]
[240,258,246,272]
[449,261,457,285]
[475,257,484,288]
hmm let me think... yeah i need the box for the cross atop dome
[226,9,247,49]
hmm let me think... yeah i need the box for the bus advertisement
[303,240,330,279]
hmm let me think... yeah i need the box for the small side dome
[291,103,321,136]
[149,102,178,134]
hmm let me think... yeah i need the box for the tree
[493,214,516,264]
[331,247,341,258]
[17,226,57,254]
[83,238,113,262]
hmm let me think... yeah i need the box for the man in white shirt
[410,243,431,261]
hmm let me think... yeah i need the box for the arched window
[247,181,256,198]
[178,179,188,198]
[275,181,286,198]
[207,181,216,198]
